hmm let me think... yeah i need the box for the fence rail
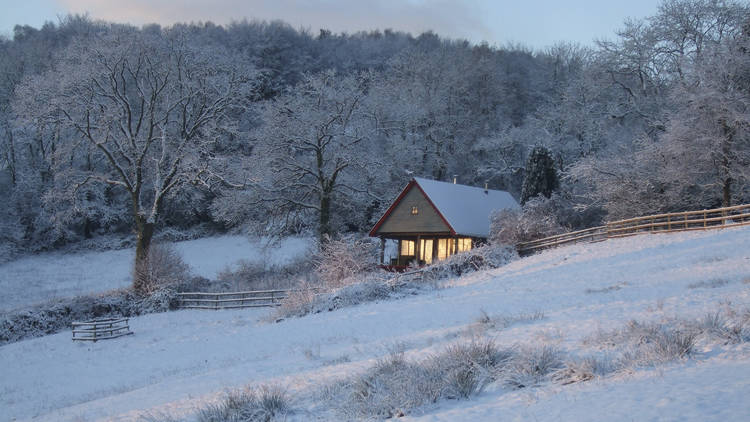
[517,203,750,255]
[177,289,290,310]
[72,318,133,341]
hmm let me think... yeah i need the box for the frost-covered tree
[254,71,377,241]
[657,31,750,208]
[14,27,256,291]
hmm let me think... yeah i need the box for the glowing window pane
[437,238,448,260]
[458,238,472,252]
[420,239,433,264]
[400,240,415,256]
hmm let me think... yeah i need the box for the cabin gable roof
[370,177,520,238]
[369,180,455,236]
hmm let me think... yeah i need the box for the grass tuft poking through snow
[687,278,730,289]
[195,385,291,422]
[504,345,564,389]
[323,339,512,419]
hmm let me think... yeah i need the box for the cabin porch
[379,235,475,269]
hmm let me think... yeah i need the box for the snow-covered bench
[72,318,133,341]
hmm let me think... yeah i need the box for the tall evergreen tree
[520,146,559,205]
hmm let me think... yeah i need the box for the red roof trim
[368,178,456,237]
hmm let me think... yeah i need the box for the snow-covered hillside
[0,236,310,312]
[1,227,749,421]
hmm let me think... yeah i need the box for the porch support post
[415,235,421,266]
[379,237,385,264]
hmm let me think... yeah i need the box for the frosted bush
[490,195,566,245]
[553,355,617,385]
[134,243,191,295]
[272,272,397,321]
[315,235,379,289]
[216,255,311,292]
[421,244,517,282]
[329,340,512,419]
[196,385,290,422]
[503,345,564,389]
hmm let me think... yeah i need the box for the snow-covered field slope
[0,236,309,312]
[1,227,749,421]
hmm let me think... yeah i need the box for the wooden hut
[369,177,520,268]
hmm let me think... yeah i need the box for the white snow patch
[0,226,748,421]
[0,235,310,312]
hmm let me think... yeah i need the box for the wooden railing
[516,226,607,254]
[517,203,750,255]
[177,289,290,310]
[72,318,133,341]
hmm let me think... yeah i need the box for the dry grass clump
[503,345,564,389]
[196,385,290,422]
[687,278,729,289]
[587,320,696,368]
[325,340,512,419]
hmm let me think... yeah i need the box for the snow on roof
[414,177,519,238]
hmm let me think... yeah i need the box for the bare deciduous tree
[254,71,377,242]
[15,27,256,292]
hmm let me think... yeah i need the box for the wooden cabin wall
[377,188,450,234]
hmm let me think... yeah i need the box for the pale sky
[0,0,660,49]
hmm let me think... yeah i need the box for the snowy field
[1,227,749,421]
[0,236,310,312]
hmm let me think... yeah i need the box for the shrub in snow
[588,320,697,369]
[490,195,566,245]
[503,345,564,389]
[421,244,517,282]
[272,272,397,320]
[274,243,516,321]
[134,242,191,296]
[429,340,514,399]
[696,309,750,344]
[327,340,513,419]
[196,385,290,422]
[314,234,379,290]
[553,355,617,385]
[216,255,312,292]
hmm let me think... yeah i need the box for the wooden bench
[72,318,133,341]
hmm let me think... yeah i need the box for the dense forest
[0,0,748,264]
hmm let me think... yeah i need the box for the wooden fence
[72,318,133,341]
[177,289,290,310]
[517,203,750,255]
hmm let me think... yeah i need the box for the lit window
[420,239,433,264]
[400,240,415,256]
[411,206,419,215]
[458,238,472,252]
[437,238,448,260]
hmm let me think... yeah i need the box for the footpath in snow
[0,226,748,421]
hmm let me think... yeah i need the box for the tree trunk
[722,177,732,208]
[319,192,332,243]
[133,215,156,295]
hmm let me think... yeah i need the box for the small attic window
[411,206,419,215]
